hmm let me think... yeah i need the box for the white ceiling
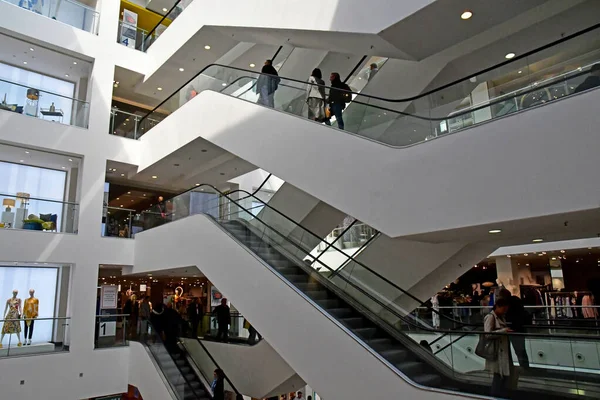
[0,33,92,84]
[107,136,257,192]
[0,143,81,172]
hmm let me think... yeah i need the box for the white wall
[138,86,600,240]
[132,213,466,400]
[185,338,305,398]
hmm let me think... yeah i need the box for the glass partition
[2,0,99,34]
[140,0,194,52]
[94,314,129,349]
[0,316,69,357]
[0,77,89,128]
[136,24,600,146]
[117,21,154,52]
[0,193,78,233]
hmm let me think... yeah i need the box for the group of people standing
[254,59,353,130]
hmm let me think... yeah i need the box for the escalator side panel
[129,341,177,400]
[133,214,460,400]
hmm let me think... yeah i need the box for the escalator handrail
[139,22,600,125]
[143,182,474,328]
[141,0,182,50]
[144,321,205,400]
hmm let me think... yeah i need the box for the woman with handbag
[306,68,327,122]
[483,297,514,398]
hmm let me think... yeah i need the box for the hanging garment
[582,295,598,319]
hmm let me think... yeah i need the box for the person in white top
[306,68,327,122]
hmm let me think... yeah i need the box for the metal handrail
[0,77,88,104]
[0,193,79,206]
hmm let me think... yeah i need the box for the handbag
[475,334,498,361]
[475,313,499,361]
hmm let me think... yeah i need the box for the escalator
[141,322,243,400]
[133,184,600,400]
[134,23,600,241]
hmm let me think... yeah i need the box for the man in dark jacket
[574,64,600,93]
[500,289,531,368]
[187,297,203,338]
[327,72,351,130]
[213,298,231,342]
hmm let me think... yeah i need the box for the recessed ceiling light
[121,173,125,177]
[249,63,256,68]
[505,53,516,59]
[518,70,522,74]
[73,61,77,65]
[29,47,34,52]
[23,61,27,65]
[19,160,24,163]
[488,229,502,234]
[532,238,543,242]
[25,151,29,154]
[204,45,211,50]
[460,10,473,20]
[120,205,123,208]
[143,194,146,196]
[162,7,168,12]
[117,198,120,200]
[127,192,131,194]
[68,158,73,162]
[195,184,200,186]
[179,68,184,72]
[61,166,66,169]
[560,250,565,253]
[221,83,227,87]
[152,176,158,179]
[157,87,163,91]
[65,74,69,77]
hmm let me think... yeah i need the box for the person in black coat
[211,369,225,400]
[500,289,531,368]
[213,298,231,342]
[187,297,203,338]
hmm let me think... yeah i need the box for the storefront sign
[98,320,117,337]
[100,285,118,309]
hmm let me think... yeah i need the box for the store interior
[430,245,600,327]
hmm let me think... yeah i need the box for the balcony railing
[0,193,79,233]
[0,316,69,357]
[2,0,99,34]
[0,78,89,128]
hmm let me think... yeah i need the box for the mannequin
[1,290,22,348]
[23,289,39,345]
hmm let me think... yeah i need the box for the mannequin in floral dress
[1,290,23,348]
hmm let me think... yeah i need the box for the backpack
[341,83,352,103]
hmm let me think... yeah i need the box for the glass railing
[94,313,130,349]
[0,193,79,233]
[109,108,163,139]
[140,0,194,52]
[0,78,89,128]
[117,21,155,52]
[0,316,69,357]
[102,206,140,238]
[137,23,600,146]
[2,0,99,34]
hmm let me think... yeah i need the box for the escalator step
[305,290,331,300]
[295,282,322,292]
[352,327,378,339]
[380,348,409,364]
[276,266,303,275]
[395,361,424,376]
[411,374,442,387]
[286,274,310,283]
[328,308,355,318]
[340,317,367,329]
[316,298,341,309]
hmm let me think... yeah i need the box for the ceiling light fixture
[19,160,24,163]
[162,7,168,12]
[488,229,502,234]
[249,63,256,68]
[23,61,27,65]
[152,176,158,179]
[505,53,516,59]
[195,184,200,186]
[65,74,69,77]
[157,87,163,91]
[460,10,473,20]
[518,70,522,74]
[25,151,29,154]
[127,192,131,194]
[73,61,77,65]
[532,238,543,242]
[68,158,73,162]
[204,45,211,50]
[61,166,66,169]
[179,68,184,72]
[221,83,227,87]
[29,47,34,52]
[121,173,125,177]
